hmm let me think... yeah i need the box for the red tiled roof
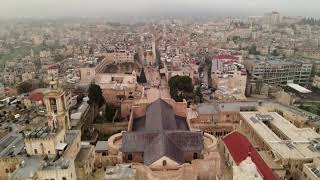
[26,92,44,102]
[223,131,278,180]
[4,87,17,94]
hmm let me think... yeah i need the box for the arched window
[128,154,132,160]
[163,160,167,166]
[193,153,198,159]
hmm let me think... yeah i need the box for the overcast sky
[0,0,319,18]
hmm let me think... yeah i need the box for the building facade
[244,58,312,94]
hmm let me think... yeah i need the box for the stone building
[79,56,108,84]
[223,131,278,180]
[256,102,320,131]
[75,144,95,179]
[1,81,95,180]
[122,99,204,168]
[189,101,257,137]
[104,50,135,64]
[239,111,320,180]
[47,64,59,79]
[44,80,71,129]
[24,128,66,158]
[211,56,247,99]
[95,72,143,106]
[244,58,312,95]
[106,98,221,179]
[9,127,81,180]
[302,157,320,180]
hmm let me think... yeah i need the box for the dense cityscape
[1,4,320,180]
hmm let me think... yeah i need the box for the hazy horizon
[0,0,319,18]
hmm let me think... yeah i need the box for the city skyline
[0,0,320,18]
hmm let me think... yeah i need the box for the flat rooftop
[96,141,108,152]
[11,156,44,179]
[105,164,136,179]
[26,127,57,139]
[241,112,320,160]
[197,104,218,114]
[75,145,94,163]
[0,132,24,157]
[42,157,70,170]
[65,130,80,144]
[287,83,312,94]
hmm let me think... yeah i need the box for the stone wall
[25,129,65,157]
[63,131,81,160]
[0,157,21,180]
[37,161,76,180]
[93,122,128,135]
[94,154,119,168]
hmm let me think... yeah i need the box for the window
[102,152,107,156]
[128,154,132,160]
[34,149,38,154]
[48,151,51,154]
[193,153,198,159]
[5,169,9,173]
[163,160,167,166]
[62,177,67,180]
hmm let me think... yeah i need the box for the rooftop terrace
[241,112,320,160]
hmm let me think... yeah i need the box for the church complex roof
[122,99,204,165]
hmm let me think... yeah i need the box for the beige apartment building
[302,157,320,180]
[239,111,320,180]
[212,69,247,98]
[79,56,109,84]
[104,50,135,64]
[95,72,143,105]
[256,102,320,132]
[244,58,312,94]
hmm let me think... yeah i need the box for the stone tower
[44,80,70,130]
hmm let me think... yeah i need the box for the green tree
[248,45,260,55]
[138,68,147,83]
[169,76,194,102]
[54,54,64,62]
[88,83,105,107]
[105,104,117,122]
[76,93,85,105]
[232,36,240,43]
[271,49,280,56]
[17,81,33,94]
[193,86,203,104]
